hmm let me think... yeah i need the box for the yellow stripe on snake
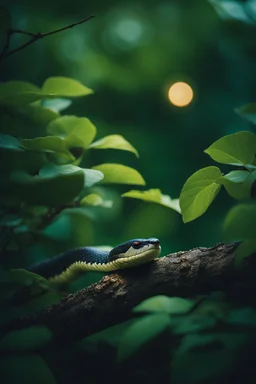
[28,238,161,284]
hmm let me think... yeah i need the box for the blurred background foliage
[1,0,255,263]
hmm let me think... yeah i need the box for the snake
[28,238,161,284]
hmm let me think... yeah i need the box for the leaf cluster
[179,107,256,264]
[0,76,180,258]
[2,294,254,383]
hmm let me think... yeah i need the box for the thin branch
[0,15,95,62]
[2,242,251,344]
[0,29,12,60]
[10,29,39,37]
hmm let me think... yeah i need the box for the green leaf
[47,116,96,148]
[10,164,85,206]
[171,333,248,384]
[133,296,194,315]
[21,103,60,125]
[173,314,217,335]
[90,134,139,157]
[236,103,256,125]
[122,189,181,213]
[27,291,63,312]
[223,203,256,264]
[0,326,52,351]
[0,354,57,384]
[0,214,22,227]
[8,269,48,287]
[0,81,42,107]
[80,194,104,206]
[234,240,256,265]
[204,131,256,166]
[41,98,72,112]
[117,314,170,361]
[80,193,113,208]
[0,77,93,108]
[180,166,222,223]
[0,134,23,151]
[21,136,74,161]
[224,203,256,240]
[82,168,104,187]
[217,170,251,200]
[92,164,145,185]
[42,76,93,97]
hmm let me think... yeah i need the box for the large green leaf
[21,136,74,161]
[0,77,93,107]
[90,134,139,157]
[236,103,256,125]
[217,170,252,200]
[122,188,181,213]
[0,326,52,351]
[10,164,85,206]
[47,116,96,148]
[0,81,42,107]
[0,354,56,384]
[42,77,93,97]
[133,296,193,315]
[92,164,145,185]
[117,314,170,361]
[180,166,222,223]
[204,131,256,166]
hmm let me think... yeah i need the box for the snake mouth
[112,245,161,269]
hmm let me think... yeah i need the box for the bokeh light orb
[168,82,193,107]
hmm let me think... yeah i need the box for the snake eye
[132,241,141,249]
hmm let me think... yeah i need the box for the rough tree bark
[3,242,255,344]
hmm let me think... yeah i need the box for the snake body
[28,238,161,284]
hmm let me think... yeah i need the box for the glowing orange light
[168,82,193,107]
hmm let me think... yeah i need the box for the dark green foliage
[1,1,256,383]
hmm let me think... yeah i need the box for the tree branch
[2,242,254,344]
[0,15,95,61]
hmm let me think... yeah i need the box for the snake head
[109,238,161,262]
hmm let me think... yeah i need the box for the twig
[0,15,95,62]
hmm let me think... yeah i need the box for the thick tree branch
[0,15,95,61]
[3,242,255,344]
